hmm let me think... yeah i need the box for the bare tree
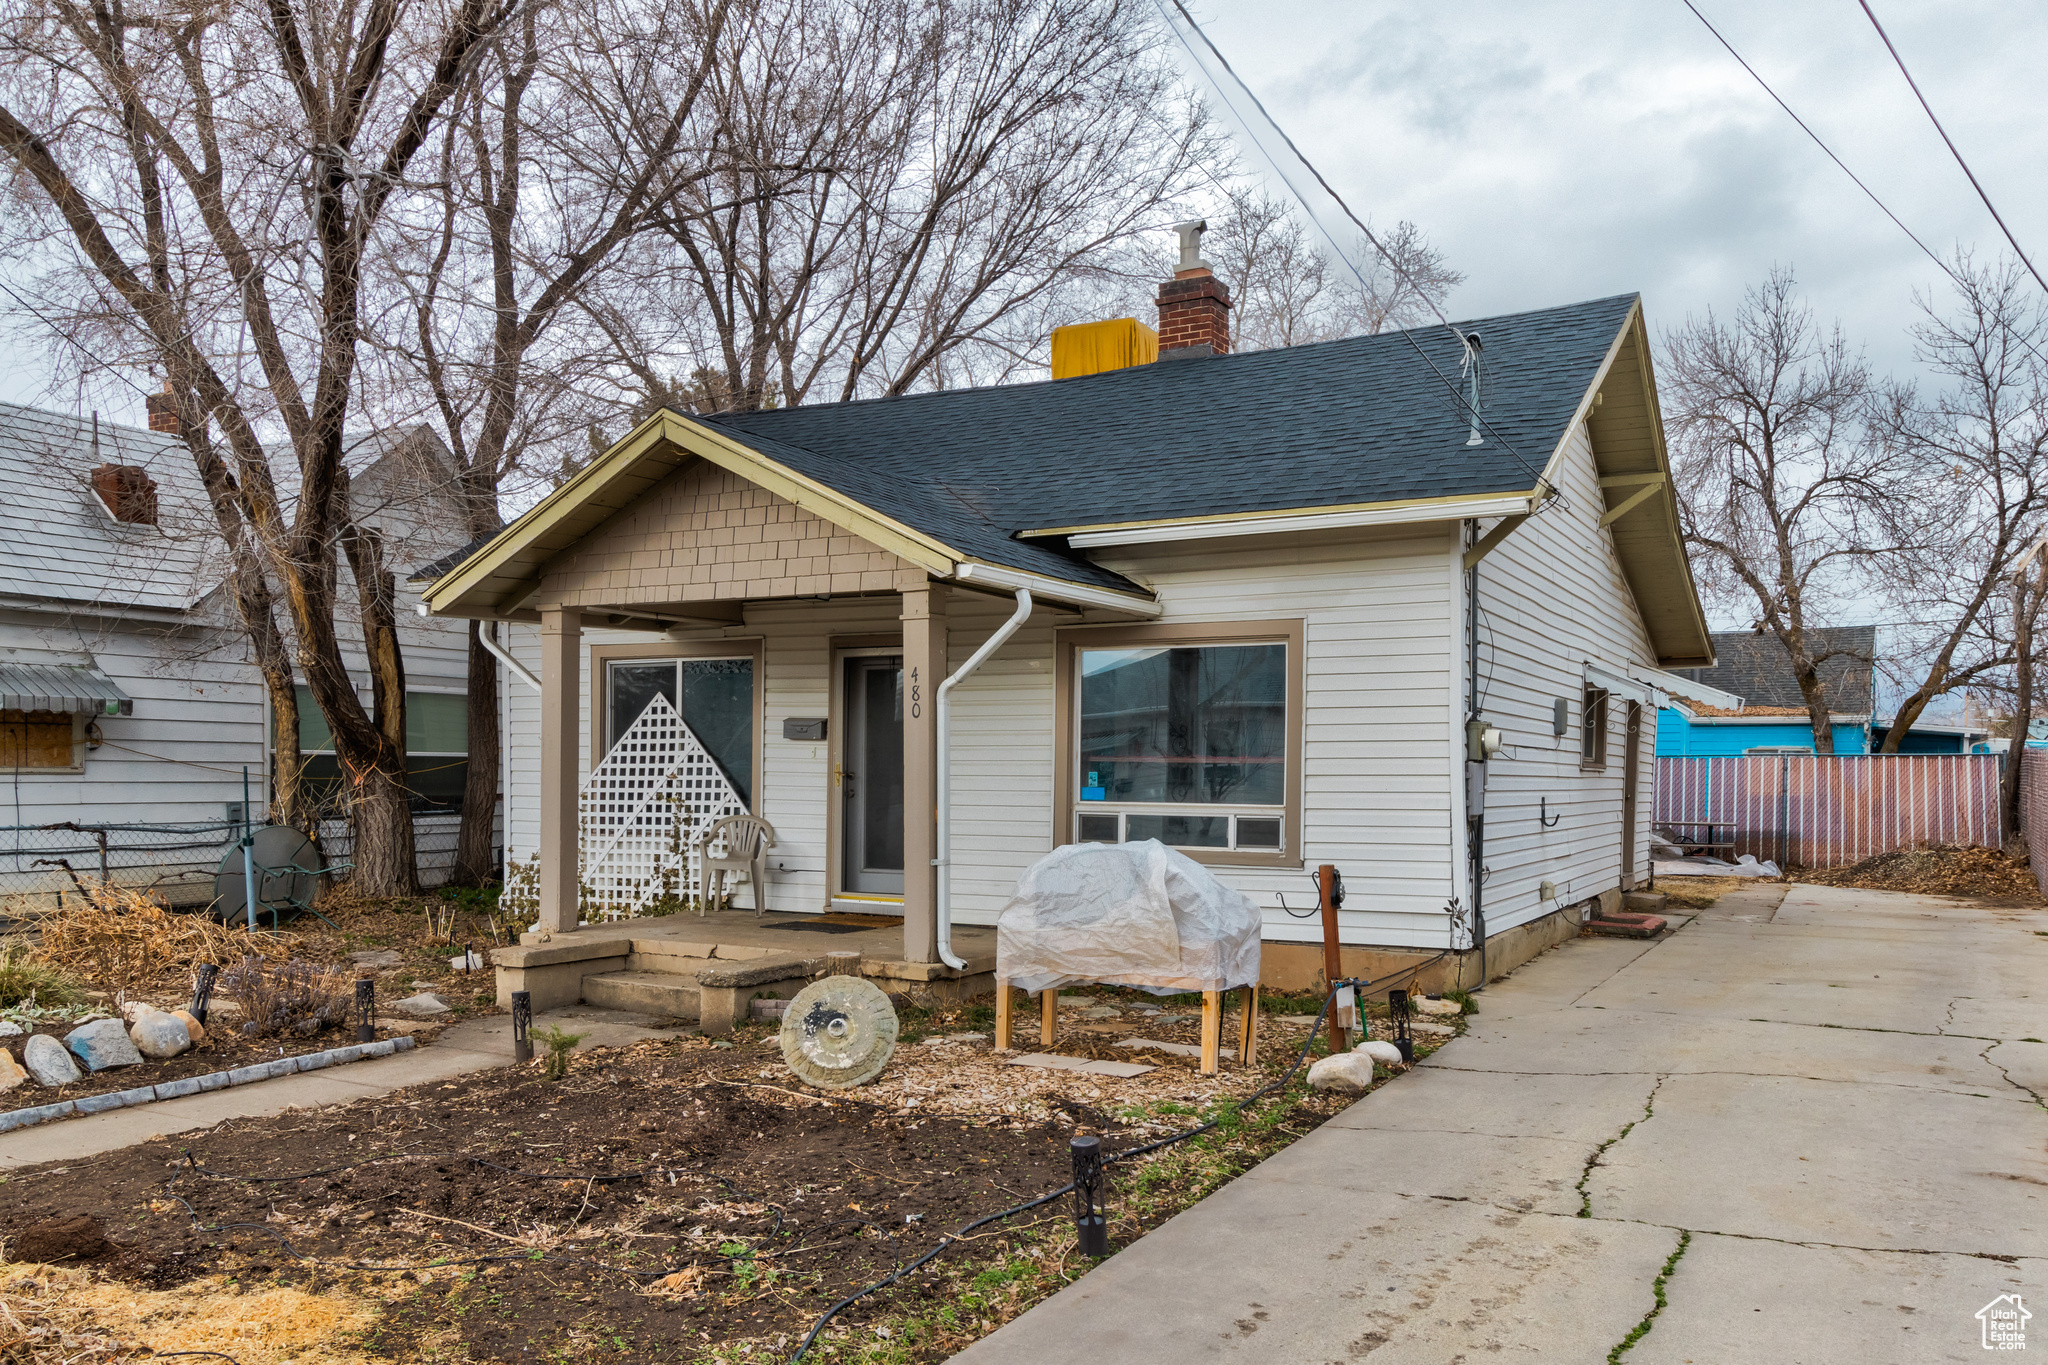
[0,0,520,890]
[1866,257,2048,752]
[1201,188,1461,352]
[1665,268,1892,752]
[598,0,1215,415]
[361,0,734,883]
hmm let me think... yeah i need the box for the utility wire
[1154,0,1567,511]
[1853,0,2048,303]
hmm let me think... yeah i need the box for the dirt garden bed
[0,990,1455,1363]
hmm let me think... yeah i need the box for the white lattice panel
[579,692,747,919]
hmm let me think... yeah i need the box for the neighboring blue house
[1657,625,1993,754]
[1658,627,1874,756]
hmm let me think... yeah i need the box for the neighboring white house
[421,250,1713,992]
[0,399,478,907]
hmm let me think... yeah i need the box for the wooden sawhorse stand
[993,980,1260,1075]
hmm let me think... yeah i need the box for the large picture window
[603,655,755,807]
[1058,623,1301,866]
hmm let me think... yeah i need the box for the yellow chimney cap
[1051,317,1159,380]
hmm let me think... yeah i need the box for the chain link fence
[0,812,469,921]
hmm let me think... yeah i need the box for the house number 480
[909,667,922,719]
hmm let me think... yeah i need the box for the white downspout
[480,619,542,694]
[934,587,1032,970]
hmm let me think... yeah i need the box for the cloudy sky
[7,0,2041,419]
[1181,0,2048,380]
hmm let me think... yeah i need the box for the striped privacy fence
[1653,754,2003,868]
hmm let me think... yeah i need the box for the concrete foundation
[1259,899,1590,996]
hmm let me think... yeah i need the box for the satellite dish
[778,976,898,1090]
[215,825,325,924]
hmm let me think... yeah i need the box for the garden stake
[1070,1134,1108,1258]
[354,977,375,1044]
[190,962,219,1025]
[1388,989,1414,1064]
[512,990,533,1065]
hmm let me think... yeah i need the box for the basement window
[1581,686,1610,768]
[1058,622,1302,866]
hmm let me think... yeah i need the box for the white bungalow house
[0,399,477,906]
[421,245,1714,1022]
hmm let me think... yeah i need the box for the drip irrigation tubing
[786,955,1449,1362]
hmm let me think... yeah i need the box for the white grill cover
[995,840,1261,994]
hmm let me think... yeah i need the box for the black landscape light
[1070,1135,1108,1258]
[355,977,376,1044]
[512,989,533,1065]
[191,962,219,1025]
[1388,989,1414,1064]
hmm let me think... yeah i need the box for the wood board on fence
[1654,754,2002,868]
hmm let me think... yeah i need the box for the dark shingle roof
[1683,626,1878,713]
[408,532,496,586]
[694,293,1638,581]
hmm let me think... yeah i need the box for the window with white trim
[604,656,755,806]
[1074,641,1287,852]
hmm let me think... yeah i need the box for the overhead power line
[1154,0,1567,509]
[1853,0,2048,303]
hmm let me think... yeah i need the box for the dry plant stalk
[217,956,354,1038]
[35,880,292,997]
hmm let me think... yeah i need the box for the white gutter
[1635,664,1742,711]
[953,560,1160,617]
[1059,494,1535,550]
[1585,660,1663,707]
[481,618,542,694]
[933,586,1033,970]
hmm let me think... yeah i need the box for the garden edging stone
[0,1035,414,1134]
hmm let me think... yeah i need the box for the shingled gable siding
[536,461,921,608]
[1459,419,1659,934]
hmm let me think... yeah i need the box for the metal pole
[242,766,257,932]
[1318,863,1347,1052]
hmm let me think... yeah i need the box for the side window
[1581,687,1609,767]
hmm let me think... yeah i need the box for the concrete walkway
[957,883,2048,1364]
[0,1006,689,1170]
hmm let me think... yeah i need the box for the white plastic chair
[696,814,776,915]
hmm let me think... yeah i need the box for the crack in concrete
[1940,995,1966,1035]
[1980,1040,2048,1110]
[1606,1228,1689,1363]
[1467,1200,2045,1263]
[1576,1074,1665,1218]
[1546,1006,2005,1042]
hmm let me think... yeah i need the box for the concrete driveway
[954,883,2048,1363]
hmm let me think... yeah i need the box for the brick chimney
[146,380,179,435]
[92,463,159,526]
[1155,219,1231,359]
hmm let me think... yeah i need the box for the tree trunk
[351,762,419,893]
[452,621,501,885]
[2001,563,2044,844]
[339,517,416,895]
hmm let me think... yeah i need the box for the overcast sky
[1182,0,2048,381]
[7,0,2042,421]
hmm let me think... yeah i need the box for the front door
[842,655,905,895]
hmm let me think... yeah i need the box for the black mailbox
[782,717,827,741]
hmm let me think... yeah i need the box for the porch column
[901,581,947,963]
[537,606,582,935]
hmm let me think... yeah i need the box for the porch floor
[526,909,998,979]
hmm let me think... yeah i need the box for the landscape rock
[348,949,403,969]
[0,1049,26,1091]
[0,1020,21,1037]
[170,1009,206,1044]
[120,1000,162,1024]
[1412,995,1462,1017]
[1354,1040,1406,1068]
[393,993,451,1017]
[1306,1051,1379,1095]
[24,1035,81,1087]
[65,1018,145,1071]
[447,950,485,971]
[130,1011,192,1059]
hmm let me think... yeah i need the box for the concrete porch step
[582,970,703,1018]
[1586,913,1668,939]
[1624,890,1670,913]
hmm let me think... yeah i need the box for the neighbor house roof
[422,293,1712,663]
[1679,627,1877,715]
